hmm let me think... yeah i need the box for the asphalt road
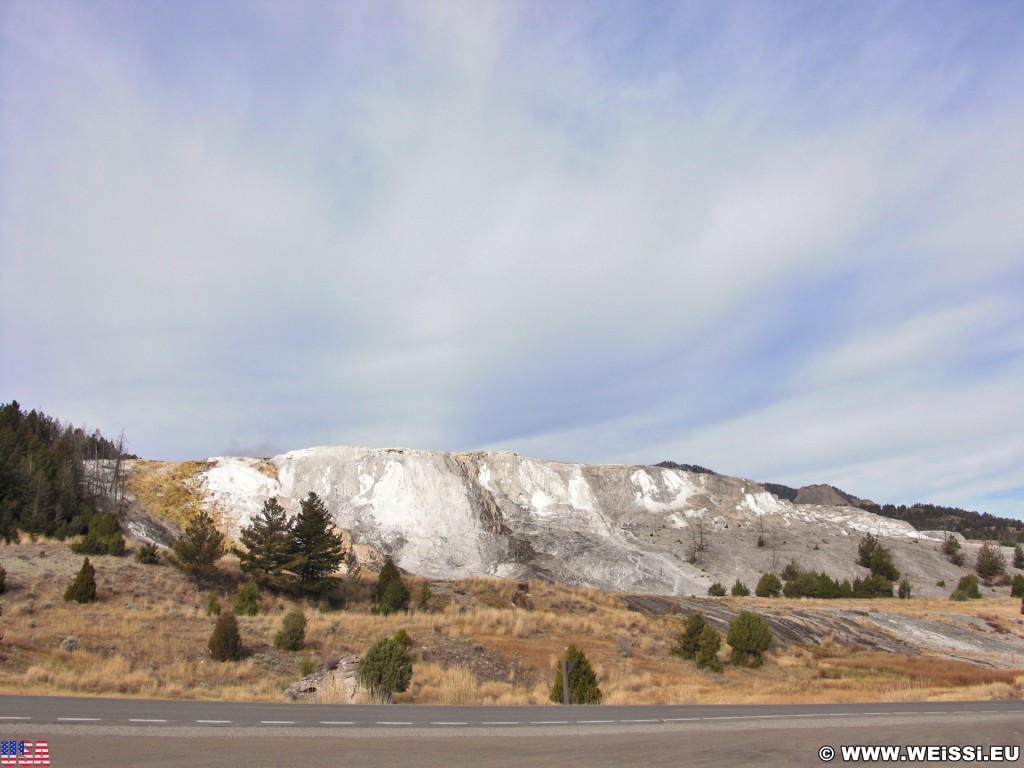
[2,696,1022,767]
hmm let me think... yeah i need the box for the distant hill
[756,478,1023,544]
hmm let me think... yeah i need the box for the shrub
[781,560,801,582]
[1010,574,1024,598]
[208,612,242,661]
[273,608,307,651]
[300,657,318,676]
[727,611,773,668]
[951,574,982,601]
[206,594,222,616]
[63,558,97,603]
[707,582,726,597]
[549,645,601,704]
[358,637,413,701]
[69,513,125,556]
[858,533,900,580]
[897,577,912,599]
[695,625,723,673]
[975,543,1007,581]
[755,573,782,598]
[671,612,709,660]
[134,542,160,565]
[416,581,432,611]
[234,582,261,616]
[1014,545,1024,570]
[730,579,750,597]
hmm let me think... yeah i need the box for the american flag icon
[0,740,50,766]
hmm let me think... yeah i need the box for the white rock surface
[182,446,958,595]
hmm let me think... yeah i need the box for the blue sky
[2,1,1023,519]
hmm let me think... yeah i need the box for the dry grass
[124,460,209,528]
[1,537,1022,705]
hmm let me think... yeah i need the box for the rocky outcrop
[122,446,1005,598]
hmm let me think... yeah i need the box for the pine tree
[671,612,709,660]
[695,625,723,673]
[0,560,7,594]
[169,509,226,584]
[374,556,409,615]
[755,572,782,597]
[208,612,242,661]
[975,543,1007,581]
[63,557,97,603]
[273,608,307,651]
[726,611,773,668]
[289,492,345,595]
[1013,545,1024,570]
[238,498,295,586]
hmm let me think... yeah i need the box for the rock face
[115,445,1005,598]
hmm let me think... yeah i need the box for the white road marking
[621,719,659,723]
[58,717,100,722]
[0,717,30,720]
[320,721,355,725]
[196,720,232,724]
[129,719,168,723]
[576,720,615,724]
[431,722,468,726]
[530,721,569,725]
[482,721,520,725]
[260,720,295,725]
[377,721,413,726]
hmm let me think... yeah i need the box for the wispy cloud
[2,0,1022,518]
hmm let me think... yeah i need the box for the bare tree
[688,516,709,565]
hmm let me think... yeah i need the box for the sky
[2,1,1023,519]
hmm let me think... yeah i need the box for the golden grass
[1,537,1022,705]
[124,460,210,528]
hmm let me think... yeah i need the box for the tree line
[0,401,133,543]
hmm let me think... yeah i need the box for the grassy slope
[1,538,1023,705]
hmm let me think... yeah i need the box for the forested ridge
[0,400,134,542]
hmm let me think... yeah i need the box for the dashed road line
[482,721,520,725]
[320,721,355,725]
[377,721,413,726]
[196,720,232,724]
[260,720,295,725]
[58,717,101,722]
[530,721,569,725]
[576,720,615,724]
[0,717,30,721]
[129,719,168,723]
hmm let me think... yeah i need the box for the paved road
[2,696,1021,767]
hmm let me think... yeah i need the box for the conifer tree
[169,509,226,584]
[289,492,345,596]
[63,557,97,603]
[374,556,409,615]
[549,645,601,704]
[238,498,294,586]
[208,612,242,661]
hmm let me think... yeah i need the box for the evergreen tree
[695,625,723,673]
[1013,545,1024,570]
[549,645,602,704]
[238,498,294,586]
[63,557,97,603]
[374,556,409,615]
[233,582,261,616]
[169,509,226,584]
[273,608,307,651]
[289,492,345,595]
[755,572,782,597]
[208,612,242,661]
[943,535,966,566]
[726,611,773,668]
[975,542,1007,580]
[358,637,413,701]
[0,560,6,594]
[1010,574,1024,598]
[670,612,708,660]
[951,574,982,601]
[730,579,750,597]
[858,533,899,580]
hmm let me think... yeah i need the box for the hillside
[120,446,1018,600]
